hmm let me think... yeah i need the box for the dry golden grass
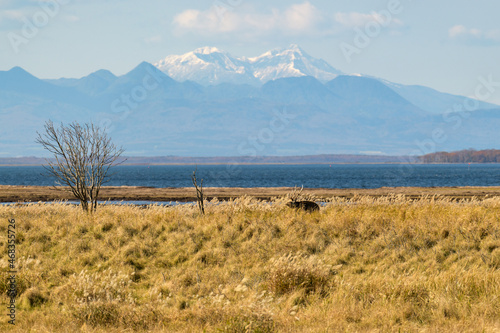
[1,195,499,332]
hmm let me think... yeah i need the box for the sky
[1,0,500,104]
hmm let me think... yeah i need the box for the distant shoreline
[1,150,499,166]
[0,162,406,166]
[2,162,500,167]
[2,185,500,203]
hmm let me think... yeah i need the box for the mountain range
[154,44,342,86]
[0,45,499,157]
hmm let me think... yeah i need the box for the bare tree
[36,120,124,212]
[191,168,205,215]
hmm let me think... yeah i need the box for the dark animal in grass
[286,200,320,212]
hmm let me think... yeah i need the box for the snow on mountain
[154,47,258,86]
[248,44,343,83]
[154,45,343,86]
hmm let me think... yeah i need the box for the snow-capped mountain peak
[155,47,256,86]
[273,43,305,56]
[193,46,223,55]
[249,44,304,61]
[248,44,342,83]
[154,45,343,86]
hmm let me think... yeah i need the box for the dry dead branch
[192,168,205,215]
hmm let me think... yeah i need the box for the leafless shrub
[36,120,124,212]
[192,168,205,215]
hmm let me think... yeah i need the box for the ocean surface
[1,164,500,188]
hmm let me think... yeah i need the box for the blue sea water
[0,164,499,188]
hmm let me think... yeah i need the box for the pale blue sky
[1,0,500,104]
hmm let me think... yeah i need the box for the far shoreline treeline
[0,149,499,166]
[420,149,500,163]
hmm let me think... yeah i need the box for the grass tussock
[0,196,500,332]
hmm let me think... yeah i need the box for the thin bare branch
[36,120,124,213]
[192,168,205,215]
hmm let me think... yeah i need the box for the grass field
[1,194,499,332]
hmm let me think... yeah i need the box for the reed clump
[0,196,499,332]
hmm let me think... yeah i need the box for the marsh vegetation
[1,195,499,332]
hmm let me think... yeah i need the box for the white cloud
[173,2,325,37]
[1,9,25,21]
[449,24,467,38]
[449,25,500,45]
[284,2,322,32]
[173,1,410,38]
[0,9,25,28]
[334,12,403,29]
[360,151,384,155]
[173,3,407,41]
[173,8,240,34]
[145,35,162,45]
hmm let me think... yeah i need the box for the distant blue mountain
[52,69,117,97]
[1,67,77,101]
[380,80,498,114]
[326,75,425,122]
[262,76,341,107]
[0,67,96,110]
[0,62,499,157]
